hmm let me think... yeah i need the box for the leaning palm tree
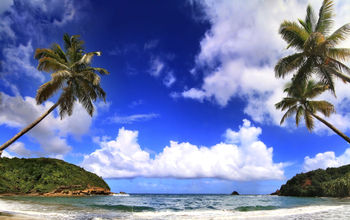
[276,79,350,143]
[0,34,109,157]
[275,0,350,94]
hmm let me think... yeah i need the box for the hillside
[278,164,350,197]
[0,157,110,195]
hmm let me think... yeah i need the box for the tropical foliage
[0,158,110,194]
[279,164,350,197]
[34,34,109,118]
[275,0,350,143]
[0,34,109,155]
[275,0,350,93]
[276,80,333,131]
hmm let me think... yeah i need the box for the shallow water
[0,194,349,219]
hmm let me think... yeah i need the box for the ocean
[0,194,349,219]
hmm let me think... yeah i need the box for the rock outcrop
[231,191,239,195]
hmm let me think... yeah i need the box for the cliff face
[279,164,350,197]
[0,158,110,196]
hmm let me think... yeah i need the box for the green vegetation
[0,157,109,194]
[275,0,350,143]
[0,34,109,156]
[279,164,350,197]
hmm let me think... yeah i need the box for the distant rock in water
[0,157,110,196]
[231,191,239,195]
[278,164,350,197]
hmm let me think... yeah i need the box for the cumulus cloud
[0,92,93,157]
[8,142,31,157]
[182,0,350,132]
[1,150,13,158]
[108,113,159,124]
[303,148,350,172]
[82,119,285,180]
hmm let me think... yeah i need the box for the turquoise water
[0,194,350,219]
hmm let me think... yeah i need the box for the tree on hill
[275,0,350,94]
[0,34,109,157]
[276,79,350,143]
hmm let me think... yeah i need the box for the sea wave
[90,204,155,212]
[132,205,345,219]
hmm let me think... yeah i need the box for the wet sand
[0,212,34,219]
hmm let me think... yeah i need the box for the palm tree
[0,34,109,157]
[276,79,350,143]
[275,0,350,94]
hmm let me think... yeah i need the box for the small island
[276,164,350,197]
[0,157,111,196]
[231,191,239,195]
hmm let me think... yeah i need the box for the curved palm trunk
[0,102,59,158]
[310,111,350,144]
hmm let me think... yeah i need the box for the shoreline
[0,211,35,220]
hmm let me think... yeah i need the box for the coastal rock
[231,191,239,195]
[43,186,111,197]
[270,190,280,195]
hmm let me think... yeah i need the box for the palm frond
[299,5,316,33]
[37,57,69,72]
[295,106,304,126]
[63,33,71,51]
[290,58,314,89]
[328,48,350,62]
[36,76,64,104]
[280,105,298,125]
[316,66,336,95]
[279,21,309,50]
[275,97,298,111]
[275,53,305,78]
[51,44,68,63]
[309,100,335,117]
[315,0,334,35]
[304,80,329,99]
[328,58,350,78]
[324,65,350,84]
[89,67,110,75]
[326,24,350,46]
[58,86,75,118]
[304,110,314,131]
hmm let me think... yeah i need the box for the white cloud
[181,0,350,134]
[1,150,13,158]
[8,142,31,157]
[2,41,45,82]
[82,119,285,180]
[163,72,176,87]
[303,148,350,172]
[0,92,93,156]
[109,113,159,124]
[149,57,164,77]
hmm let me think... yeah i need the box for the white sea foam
[131,205,346,220]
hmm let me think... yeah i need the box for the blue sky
[1,0,350,194]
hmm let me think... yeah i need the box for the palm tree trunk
[310,112,350,144]
[0,102,59,158]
